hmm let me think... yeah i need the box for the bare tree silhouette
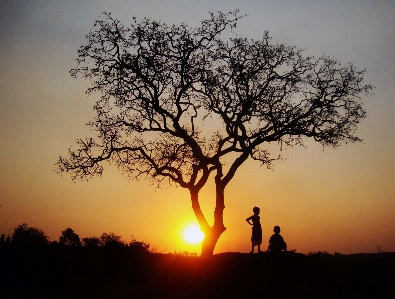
[57,10,372,255]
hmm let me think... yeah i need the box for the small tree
[59,228,82,246]
[100,232,125,247]
[12,223,49,248]
[57,11,372,255]
[129,239,150,252]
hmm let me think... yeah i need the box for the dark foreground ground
[1,245,395,299]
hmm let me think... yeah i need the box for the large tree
[57,11,372,256]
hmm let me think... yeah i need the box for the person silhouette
[246,207,262,253]
[267,226,287,253]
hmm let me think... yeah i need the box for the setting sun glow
[182,224,205,244]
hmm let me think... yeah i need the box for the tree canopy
[57,10,372,255]
[59,228,82,246]
[12,223,49,248]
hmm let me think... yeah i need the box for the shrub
[59,228,82,246]
[100,232,125,247]
[82,236,101,247]
[128,239,150,252]
[11,223,49,248]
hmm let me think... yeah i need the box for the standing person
[246,207,262,253]
[268,226,287,253]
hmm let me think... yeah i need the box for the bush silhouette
[11,223,49,248]
[99,232,125,247]
[128,239,151,253]
[82,236,101,247]
[80,233,125,247]
[59,228,82,246]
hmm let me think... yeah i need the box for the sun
[182,224,205,244]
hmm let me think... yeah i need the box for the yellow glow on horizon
[182,224,205,245]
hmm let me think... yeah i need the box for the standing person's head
[253,206,260,215]
[273,226,281,234]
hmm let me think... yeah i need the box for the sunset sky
[1,1,394,255]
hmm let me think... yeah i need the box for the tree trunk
[190,182,227,256]
[201,225,226,256]
[190,189,210,232]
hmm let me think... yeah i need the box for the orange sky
[1,1,394,255]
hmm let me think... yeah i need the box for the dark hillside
[1,245,394,299]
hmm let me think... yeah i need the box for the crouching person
[268,226,287,253]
